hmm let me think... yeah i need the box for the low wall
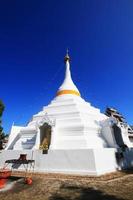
[1,148,132,176]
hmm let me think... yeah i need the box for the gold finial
[64,49,70,63]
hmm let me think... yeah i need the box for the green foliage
[0,100,5,117]
[0,100,5,149]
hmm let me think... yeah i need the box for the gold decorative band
[56,90,80,96]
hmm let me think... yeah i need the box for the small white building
[0,52,133,175]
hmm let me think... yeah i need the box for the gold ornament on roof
[64,49,70,63]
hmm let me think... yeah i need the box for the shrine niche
[39,123,51,150]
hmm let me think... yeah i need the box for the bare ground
[0,171,133,200]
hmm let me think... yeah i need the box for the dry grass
[0,171,133,200]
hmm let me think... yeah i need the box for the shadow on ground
[50,185,124,200]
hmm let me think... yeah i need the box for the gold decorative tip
[56,90,80,96]
[64,49,70,63]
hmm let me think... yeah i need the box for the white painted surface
[0,148,121,175]
[101,118,133,148]
[58,59,80,93]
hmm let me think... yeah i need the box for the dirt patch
[0,171,133,200]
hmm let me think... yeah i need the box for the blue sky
[0,0,133,133]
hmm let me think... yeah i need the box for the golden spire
[64,49,70,63]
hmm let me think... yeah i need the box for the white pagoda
[1,52,133,175]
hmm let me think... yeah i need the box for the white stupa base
[1,148,132,176]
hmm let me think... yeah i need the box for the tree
[0,100,5,149]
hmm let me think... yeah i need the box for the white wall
[0,148,122,176]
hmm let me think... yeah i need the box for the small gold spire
[64,49,70,63]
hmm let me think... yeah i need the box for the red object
[0,169,11,179]
[19,154,27,160]
[25,177,32,185]
[0,179,7,189]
